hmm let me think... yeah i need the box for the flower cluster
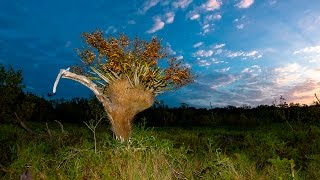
[75,30,193,94]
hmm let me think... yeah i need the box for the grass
[1,120,320,179]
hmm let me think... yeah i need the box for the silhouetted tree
[0,64,24,121]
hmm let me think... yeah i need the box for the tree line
[1,63,320,129]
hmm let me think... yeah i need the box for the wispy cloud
[205,14,222,21]
[286,80,320,105]
[165,12,175,24]
[293,45,320,63]
[172,0,193,9]
[105,26,117,34]
[268,0,277,5]
[201,24,211,35]
[166,42,177,55]
[241,65,261,75]
[197,59,212,66]
[139,0,160,14]
[190,13,200,20]
[269,62,320,104]
[235,0,255,9]
[215,67,230,73]
[236,24,244,29]
[233,16,247,29]
[176,55,184,60]
[146,16,165,33]
[194,49,214,57]
[297,13,320,33]
[293,45,320,54]
[212,43,225,49]
[227,50,262,59]
[210,74,238,89]
[186,0,222,35]
[193,42,204,48]
[202,0,222,11]
[273,63,320,88]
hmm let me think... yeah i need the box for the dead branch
[315,93,320,104]
[14,112,36,135]
[53,68,112,113]
[45,122,52,137]
[54,120,66,134]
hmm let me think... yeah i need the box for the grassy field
[1,120,320,179]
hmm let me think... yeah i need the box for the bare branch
[315,93,320,104]
[13,112,36,135]
[53,69,112,113]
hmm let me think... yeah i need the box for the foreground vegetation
[1,120,320,179]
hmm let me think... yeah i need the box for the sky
[1,0,320,108]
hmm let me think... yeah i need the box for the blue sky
[1,0,320,108]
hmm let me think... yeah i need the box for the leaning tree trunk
[53,68,154,141]
[107,79,154,141]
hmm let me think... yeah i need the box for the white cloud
[216,67,230,73]
[184,63,192,68]
[293,45,320,54]
[293,46,320,63]
[176,55,184,60]
[233,16,246,29]
[274,63,301,74]
[241,65,261,74]
[172,0,193,9]
[105,26,117,34]
[268,0,277,5]
[213,43,225,49]
[227,50,262,59]
[202,0,222,11]
[215,49,223,55]
[235,0,254,8]
[205,14,222,21]
[195,49,214,57]
[202,24,210,29]
[193,42,204,48]
[166,42,176,55]
[198,59,211,66]
[147,16,165,34]
[165,12,175,24]
[201,24,211,34]
[245,51,258,57]
[212,58,226,64]
[273,63,320,86]
[190,14,200,20]
[140,0,160,14]
[227,51,244,58]
[236,24,244,29]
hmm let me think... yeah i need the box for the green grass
[1,121,320,179]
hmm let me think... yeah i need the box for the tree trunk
[53,69,154,141]
[107,79,154,141]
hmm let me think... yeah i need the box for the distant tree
[53,31,193,141]
[0,64,24,121]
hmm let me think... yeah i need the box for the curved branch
[53,68,112,112]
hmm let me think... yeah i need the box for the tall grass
[1,121,319,179]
